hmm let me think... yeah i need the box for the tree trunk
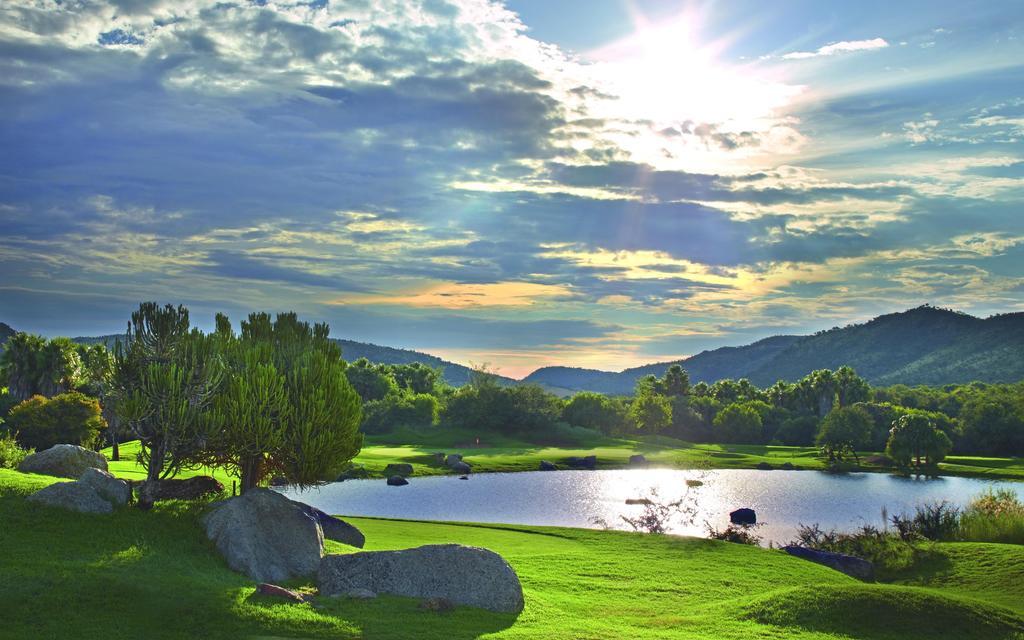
[239,455,263,494]
[111,436,120,462]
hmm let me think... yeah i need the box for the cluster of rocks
[566,455,597,470]
[19,445,131,514]
[443,453,471,475]
[203,488,524,613]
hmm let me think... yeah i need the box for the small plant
[0,432,32,469]
[791,523,917,573]
[959,489,1024,544]
[890,501,960,541]
[707,522,763,545]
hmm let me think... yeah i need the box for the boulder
[450,461,471,474]
[294,503,365,548]
[782,546,875,581]
[337,464,370,481]
[431,452,447,464]
[27,481,113,514]
[383,463,414,477]
[318,544,524,613]
[729,508,757,525]
[255,583,305,603]
[628,454,647,466]
[756,462,773,471]
[137,476,223,509]
[566,455,597,470]
[538,460,557,471]
[387,476,409,486]
[781,462,795,470]
[79,467,131,506]
[445,453,463,467]
[18,444,108,479]
[201,488,324,582]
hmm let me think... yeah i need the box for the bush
[5,392,106,451]
[890,501,960,541]
[959,489,1024,544]
[792,524,917,573]
[707,522,762,545]
[0,432,32,469]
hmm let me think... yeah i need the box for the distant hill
[523,307,1024,393]
[0,322,15,352]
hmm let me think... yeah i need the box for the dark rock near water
[432,452,447,464]
[384,463,414,477]
[781,462,795,470]
[756,462,773,471]
[337,464,370,481]
[729,508,757,525]
[445,454,463,467]
[201,488,323,582]
[387,475,409,486]
[567,455,597,470]
[18,444,108,479]
[539,460,557,471]
[295,504,365,548]
[458,475,469,480]
[318,544,524,613]
[137,476,223,509]
[450,461,471,474]
[79,467,131,506]
[256,583,305,603]
[26,481,114,514]
[628,455,647,466]
[782,545,875,581]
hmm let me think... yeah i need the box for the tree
[713,403,762,444]
[629,391,671,434]
[835,366,870,408]
[205,312,363,492]
[809,369,839,417]
[659,365,690,397]
[886,413,952,471]
[389,362,441,395]
[816,405,872,465]
[0,333,46,402]
[562,392,627,435]
[113,303,225,484]
[5,392,106,451]
[77,343,121,459]
[36,337,83,397]
[345,358,397,402]
[959,397,1024,456]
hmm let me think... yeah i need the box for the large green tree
[816,405,873,464]
[886,413,953,470]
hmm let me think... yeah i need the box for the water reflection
[280,469,1023,545]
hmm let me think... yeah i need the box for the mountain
[523,307,1024,393]
[0,322,15,352]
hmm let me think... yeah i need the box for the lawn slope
[2,469,1023,639]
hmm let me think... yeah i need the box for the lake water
[280,469,1023,545]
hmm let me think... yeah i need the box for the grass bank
[2,468,1023,639]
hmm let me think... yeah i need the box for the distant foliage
[5,392,106,450]
[816,405,873,465]
[0,432,32,469]
[885,414,953,471]
[713,403,763,444]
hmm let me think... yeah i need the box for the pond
[279,469,1023,545]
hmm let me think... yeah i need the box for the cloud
[781,38,889,60]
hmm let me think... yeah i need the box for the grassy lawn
[3,468,1023,639]
[101,431,1024,485]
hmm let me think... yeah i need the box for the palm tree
[1,333,46,402]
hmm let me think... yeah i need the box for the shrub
[5,392,106,451]
[890,501,960,541]
[707,522,763,545]
[959,489,1024,544]
[0,432,32,469]
[792,523,917,573]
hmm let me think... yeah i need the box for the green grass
[2,468,1023,639]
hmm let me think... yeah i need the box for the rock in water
[201,488,323,582]
[18,444,108,479]
[729,508,757,525]
[294,503,365,548]
[384,463,414,477]
[27,481,113,514]
[79,467,131,506]
[782,546,875,581]
[450,461,471,474]
[387,476,409,486]
[318,544,525,614]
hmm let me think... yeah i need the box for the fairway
[3,468,1023,639]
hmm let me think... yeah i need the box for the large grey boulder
[18,444,108,479]
[445,453,463,467]
[318,544,524,613]
[387,476,409,486]
[27,481,113,514]
[450,461,471,474]
[79,468,131,506]
[782,546,875,581]
[201,488,323,582]
[295,503,365,548]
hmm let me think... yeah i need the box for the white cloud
[781,37,889,60]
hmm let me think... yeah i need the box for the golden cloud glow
[337,281,575,309]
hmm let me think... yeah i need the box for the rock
[337,464,370,481]
[729,508,757,525]
[294,503,365,548]
[255,583,305,603]
[431,452,446,464]
[419,597,456,612]
[137,476,223,509]
[628,454,647,466]
[318,544,525,613]
[458,475,469,480]
[384,463,414,477]
[344,588,377,600]
[18,444,108,479]
[782,546,875,581]
[201,488,324,582]
[566,455,597,470]
[387,476,409,486]
[780,462,795,470]
[625,498,653,505]
[450,461,471,474]
[445,453,463,467]
[756,462,773,471]
[79,467,131,506]
[269,476,288,486]
[27,481,113,514]
[539,460,557,471]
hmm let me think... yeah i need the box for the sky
[0,0,1022,378]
